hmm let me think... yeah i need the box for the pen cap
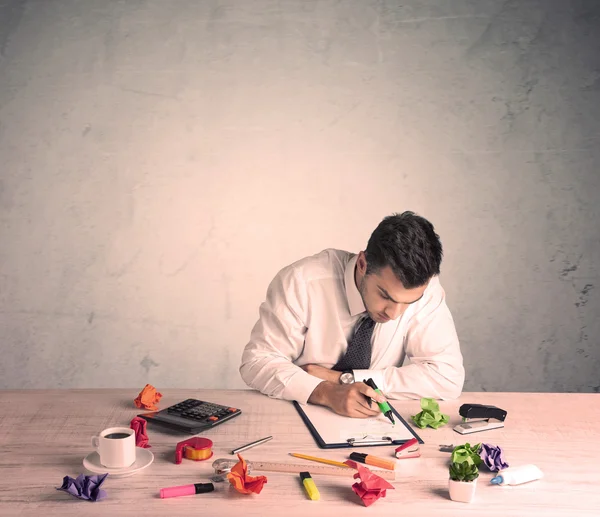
[349,452,368,463]
[194,483,215,493]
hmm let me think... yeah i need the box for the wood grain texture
[1,390,599,516]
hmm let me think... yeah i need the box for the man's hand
[300,364,341,384]
[308,381,385,418]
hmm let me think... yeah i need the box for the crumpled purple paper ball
[56,473,108,501]
[480,443,509,472]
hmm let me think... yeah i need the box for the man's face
[356,253,427,323]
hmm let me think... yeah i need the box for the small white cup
[92,427,136,468]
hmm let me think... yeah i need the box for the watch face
[340,372,354,384]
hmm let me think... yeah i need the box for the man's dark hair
[364,211,443,288]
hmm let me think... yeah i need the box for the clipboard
[293,401,424,449]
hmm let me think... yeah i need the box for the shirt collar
[345,254,367,316]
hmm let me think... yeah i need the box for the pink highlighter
[160,482,215,499]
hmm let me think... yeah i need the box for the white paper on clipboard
[296,402,419,446]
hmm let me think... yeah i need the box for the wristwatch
[339,370,355,385]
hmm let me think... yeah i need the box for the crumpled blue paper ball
[480,443,509,472]
[56,473,108,501]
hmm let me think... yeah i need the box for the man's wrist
[308,380,334,406]
[330,370,343,383]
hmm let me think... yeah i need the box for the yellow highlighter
[300,472,320,500]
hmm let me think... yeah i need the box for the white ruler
[212,458,396,481]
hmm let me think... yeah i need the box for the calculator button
[208,416,218,422]
[228,408,237,412]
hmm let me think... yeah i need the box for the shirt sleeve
[239,265,324,404]
[353,281,465,400]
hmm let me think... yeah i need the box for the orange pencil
[349,452,397,471]
[290,453,350,469]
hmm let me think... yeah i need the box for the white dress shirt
[240,249,465,404]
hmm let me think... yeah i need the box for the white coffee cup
[91,427,136,468]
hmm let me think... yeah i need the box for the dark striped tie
[332,316,376,371]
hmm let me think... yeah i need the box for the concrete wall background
[1,0,599,392]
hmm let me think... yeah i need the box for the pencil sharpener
[211,458,254,483]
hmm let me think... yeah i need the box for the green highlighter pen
[365,378,395,425]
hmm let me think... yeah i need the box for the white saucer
[83,448,154,478]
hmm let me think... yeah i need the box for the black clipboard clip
[346,435,395,446]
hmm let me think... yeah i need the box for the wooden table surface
[1,389,599,516]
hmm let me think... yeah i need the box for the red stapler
[394,437,421,459]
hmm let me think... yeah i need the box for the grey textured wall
[1,0,598,393]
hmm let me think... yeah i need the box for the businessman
[240,212,465,418]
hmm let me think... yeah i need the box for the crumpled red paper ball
[351,463,395,507]
[130,416,151,448]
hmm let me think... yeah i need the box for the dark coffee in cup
[104,432,131,440]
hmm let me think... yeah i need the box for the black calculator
[138,398,242,434]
